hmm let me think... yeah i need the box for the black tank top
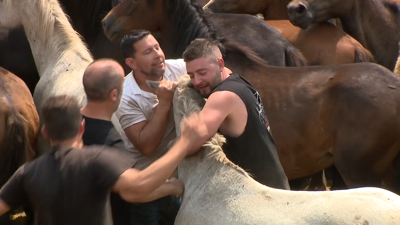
[212,74,290,190]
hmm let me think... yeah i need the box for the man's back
[82,115,133,225]
[0,146,134,225]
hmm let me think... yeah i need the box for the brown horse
[266,20,374,65]
[287,0,400,71]
[0,67,39,187]
[102,0,308,75]
[241,61,400,193]
[207,0,292,19]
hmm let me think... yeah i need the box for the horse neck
[20,0,93,77]
[160,0,217,58]
[265,0,291,19]
[339,0,397,68]
[178,147,252,196]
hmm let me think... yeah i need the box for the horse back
[209,13,307,67]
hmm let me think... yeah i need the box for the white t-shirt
[116,59,187,170]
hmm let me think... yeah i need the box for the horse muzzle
[102,15,123,43]
[287,1,313,29]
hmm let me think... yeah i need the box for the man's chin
[200,91,211,98]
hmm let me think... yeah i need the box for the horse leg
[288,176,311,190]
[333,146,382,189]
[381,154,400,194]
[304,170,330,191]
[324,165,348,190]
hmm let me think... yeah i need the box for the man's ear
[78,119,86,137]
[110,89,118,101]
[146,80,161,91]
[41,125,50,140]
[217,58,225,72]
[125,57,137,70]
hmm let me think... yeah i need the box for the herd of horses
[1,0,400,223]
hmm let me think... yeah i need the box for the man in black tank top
[183,38,290,190]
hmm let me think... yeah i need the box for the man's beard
[200,69,222,98]
[140,67,165,80]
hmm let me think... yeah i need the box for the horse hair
[163,0,220,57]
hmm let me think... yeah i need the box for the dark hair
[120,30,151,58]
[183,38,221,63]
[82,59,124,102]
[41,95,82,141]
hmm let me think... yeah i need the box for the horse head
[287,0,354,29]
[102,0,163,42]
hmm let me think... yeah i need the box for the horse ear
[146,80,161,91]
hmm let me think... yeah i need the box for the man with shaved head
[183,38,290,190]
[81,58,131,225]
[81,58,125,148]
[80,59,184,225]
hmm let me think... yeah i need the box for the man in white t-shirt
[116,30,186,225]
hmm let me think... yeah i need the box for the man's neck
[222,67,233,80]
[81,102,113,121]
[51,138,83,150]
[133,70,163,94]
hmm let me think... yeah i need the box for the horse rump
[0,110,34,188]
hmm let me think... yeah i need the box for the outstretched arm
[113,112,209,202]
[116,177,183,203]
[0,199,10,216]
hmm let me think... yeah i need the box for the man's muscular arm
[124,80,177,156]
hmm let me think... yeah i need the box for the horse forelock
[164,0,219,56]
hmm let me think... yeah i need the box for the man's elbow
[119,186,149,203]
[137,146,156,157]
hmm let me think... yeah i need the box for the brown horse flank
[0,67,39,188]
[103,0,308,75]
[287,0,400,71]
[241,61,400,194]
[265,20,374,65]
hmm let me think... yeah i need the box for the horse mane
[174,75,252,179]
[4,0,92,62]
[163,0,219,57]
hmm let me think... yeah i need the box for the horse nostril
[295,3,307,14]
[287,2,308,17]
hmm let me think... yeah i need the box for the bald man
[80,59,184,225]
[81,58,125,149]
[80,59,131,225]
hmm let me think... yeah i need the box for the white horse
[0,0,122,155]
[172,75,400,225]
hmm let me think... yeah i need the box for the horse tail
[285,45,308,67]
[219,37,271,68]
[354,45,375,63]
[0,108,34,187]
